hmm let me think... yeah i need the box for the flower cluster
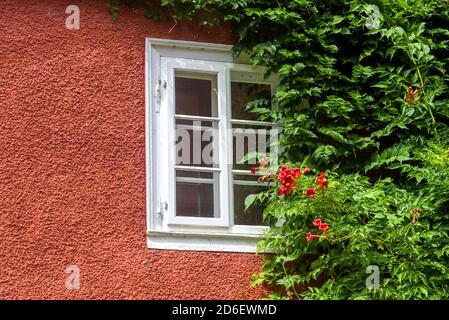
[315,172,328,189]
[306,218,331,242]
[312,218,330,232]
[276,166,307,195]
[305,171,329,198]
[269,164,330,197]
[250,154,276,184]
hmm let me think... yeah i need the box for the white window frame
[146,38,278,252]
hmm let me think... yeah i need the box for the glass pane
[231,81,271,121]
[176,170,214,179]
[233,174,268,226]
[232,124,273,171]
[175,74,217,117]
[175,119,218,167]
[176,170,219,218]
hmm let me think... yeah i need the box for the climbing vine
[109,0,449,299]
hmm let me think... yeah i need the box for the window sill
[146,231,265,253]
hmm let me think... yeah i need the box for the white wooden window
[146,39,278,252]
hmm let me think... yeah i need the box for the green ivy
[109,0,449,299]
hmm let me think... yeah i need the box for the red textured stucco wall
[0,0,267,299]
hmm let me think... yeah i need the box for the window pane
[232,124,274,171]
[175,74,217,117]
[233,174,268,226]
[176,170,219,218]
[175,119,218,168]
[231,81,271,121]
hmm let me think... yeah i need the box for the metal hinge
[158,198,168,217]
[154,79,162,113]
[154,79,167,113]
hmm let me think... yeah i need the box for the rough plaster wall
[0,0,267,299]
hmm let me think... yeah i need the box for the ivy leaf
[244,194,259,210]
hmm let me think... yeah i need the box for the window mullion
[218,67,231,227]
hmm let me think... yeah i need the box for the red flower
[306,188,316,198]
[303,167,311,174]
[276,186,291,196]
[315,171,328,189]
[315,171,325,183]
[306,232,312,241]
[276,166,302,195]
[312,218,331,232]
[250,167,258,175]
[320,180,329,188]
[306,232,320,242]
